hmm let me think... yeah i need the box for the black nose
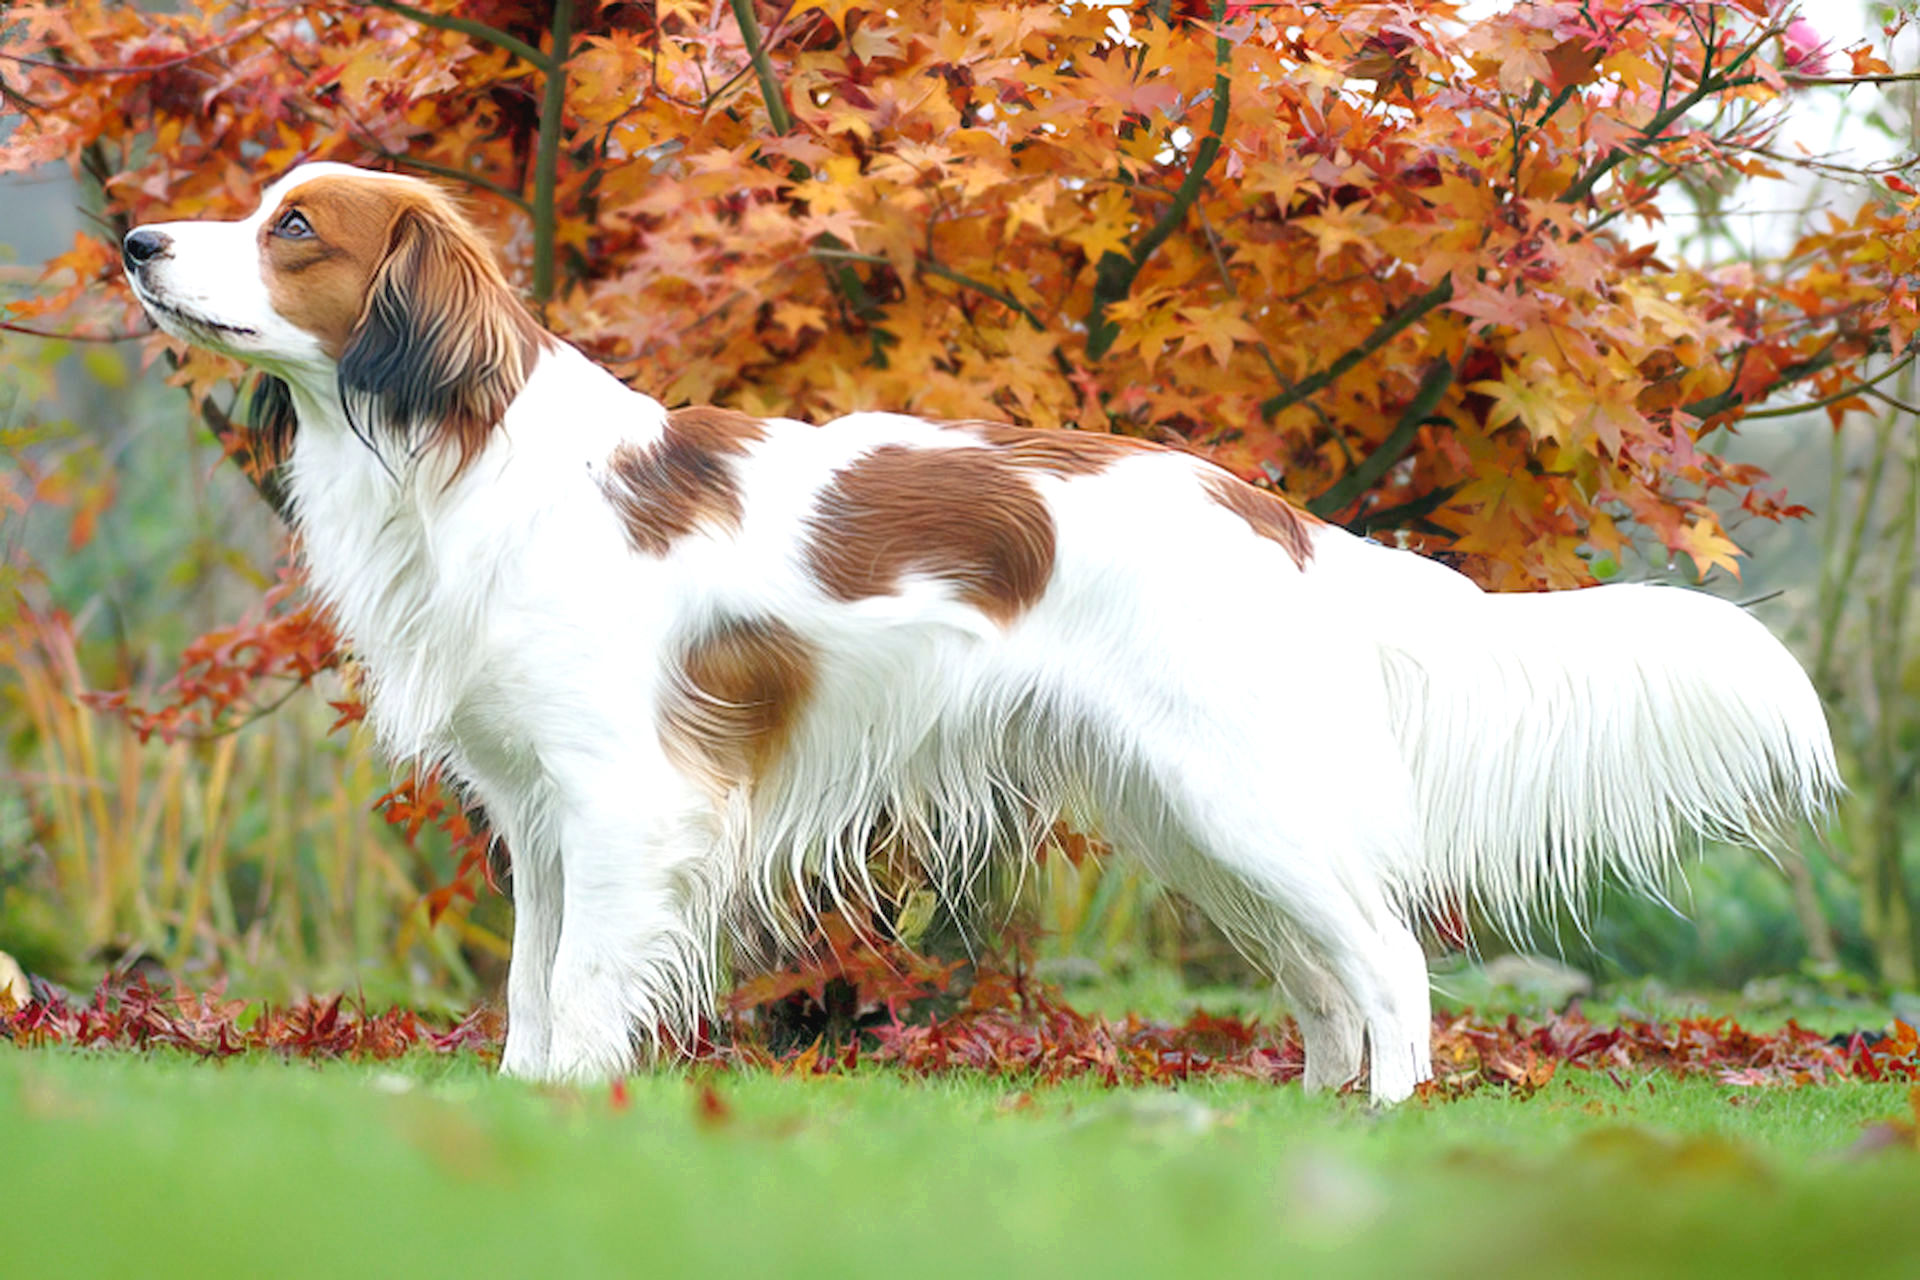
[122,228,171,270]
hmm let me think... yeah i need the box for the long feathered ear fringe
[244,373,298,520]
[338,200,549,478]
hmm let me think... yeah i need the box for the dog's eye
[274,209,315,240]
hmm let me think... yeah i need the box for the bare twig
[1,320,149,343]
[1738,351,1917,421]
[1864,385,1920,417]
[389,156,532,212]
[1787,69,1920,88]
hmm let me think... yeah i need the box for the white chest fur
[285,345,667,771]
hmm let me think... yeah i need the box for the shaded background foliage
[1,0,1918,1015]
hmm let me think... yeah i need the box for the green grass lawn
[4,1048,1917,1279]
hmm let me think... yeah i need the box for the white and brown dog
[123,163,1838,1102]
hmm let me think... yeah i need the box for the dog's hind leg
[1384,919,1434,1089]
[1272,881,1429,1104]
[1272,949,1366,1093]
[1130,848,1366,1092]
[1125,744,1432,1104]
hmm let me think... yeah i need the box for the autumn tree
[3,0,1918,975]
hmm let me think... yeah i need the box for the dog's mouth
[130,283,260,343]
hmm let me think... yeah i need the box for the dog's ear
[338,203,545,472]
[243,373,297,520]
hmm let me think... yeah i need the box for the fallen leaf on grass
[5,935,1918,1099]
[393,1097,514,1186]
[693,1081,732,1129]
[0,952,28,1014]
[1574,1127,1773,1187]
[1844,1086,1920,1159]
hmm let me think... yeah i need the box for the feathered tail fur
[1374,579,1840,933]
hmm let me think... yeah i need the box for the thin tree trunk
[1786,854,1839,972]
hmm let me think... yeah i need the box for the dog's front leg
[499,839,562,1078]
[540,769,723,1083]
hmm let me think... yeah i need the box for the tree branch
[1560,32,1771,208]
[0,8,305,75]
[729,0,794,135]
[529,0,575,305]
[1348,483,1461,537]
[727,0,889,351]
[1679,344,1845,421]
[357,0,569,302]
[360,0,551,71]
[1736,351,1916,421]
[0,320,148,342]
[812,247,1047,332]
[1258,276,1454,420]
[1085,5,1231,360]
[1306,358,1454,518]
[1259,37,1777,427]
[389,155,531,212]
[1786,69,1920,87]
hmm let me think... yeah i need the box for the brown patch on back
[661,617,815,790]
[604,406,768,555]
[1202,471,1322,571]
[942,420,1163,477]
[806,444,1055,625]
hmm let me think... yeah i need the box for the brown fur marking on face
[603,406,768,556]
[806,444,1056,625]
[261,176,409,358]
[1202,471,1322,571]
[260,172,549,473]
[940,420,1164,478]
[661,617,815,790]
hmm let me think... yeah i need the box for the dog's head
[124,162,547,468]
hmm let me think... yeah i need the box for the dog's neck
[278,342,663,764]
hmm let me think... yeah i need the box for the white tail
[1377,582,1840,933]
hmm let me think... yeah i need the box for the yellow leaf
[1177,305,1261,366]
[848,23,901,64]
[1003,183,1057,241]
[1293,207,1384,266]
[790,155,864,216]
[789,0,868,31]
[1468,369,1575,444]
[1676,518,1744,580]
[1064,189,1134,261]
[772,301,828,337]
